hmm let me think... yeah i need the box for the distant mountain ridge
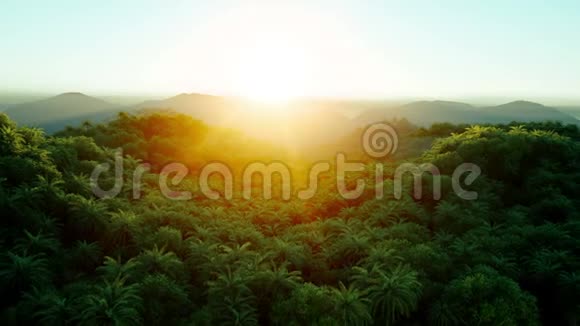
[134,93,231,124]
[355,100,580,126]
[3,93,579,138]
[3,92,118,128]
[557,106,580,120]
[482,100,578,123]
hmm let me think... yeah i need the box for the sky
[1,0,579,101]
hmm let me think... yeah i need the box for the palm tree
[206,266,258,325]
[270,282,336,325]
[216,294,259,326]
[217,242,256,269]
[0,124,24,154]
[253,263,303,298]
[134,245,184,280]
[185,238,218,275]
[338,206,359,221]
[488,254,520,279]
[152,226,184,256]
[34,175,65,202]
[449,237,480,265]
[78,278,142,325]
[22,287,73,326]
[330,282,372,326]
[14,229,60,256]
[106,210,137,251]
[433,201,463,230]
[429,300,460,326]
[526,248,568,280]
[325,233,371,268]
[9,184,42,208]
[260,223,285,237]
[68,196,108,240]
[0,251,51,296]
[27,211,62,236]
[208,267,253,300]
[320,219,352,240]
[188,224,219,242]
[203,206,228,220]
[266,238,308,269]
[558,271,580,325]
[139,273,192,325]
[351,263,383,289]
[19,126,45,147]
[352,264,422,325]
[97,256,138,281]
[362,247,403,270]
[63,172,91,196]
[69,240,103,273]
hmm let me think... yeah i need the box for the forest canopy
[1,111,579,325]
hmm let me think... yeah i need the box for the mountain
[133,93,356,146]
[37,106,137,133]
[557,106,580,120]
[481,101,580,124]
[134,93,232,125]
[3,92,118,127]
[355,100,482,126]
[4,92,579,138]
[355,100,580,126]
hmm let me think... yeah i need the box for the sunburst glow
[232,40,311,104]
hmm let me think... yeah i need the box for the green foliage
[77,278,143,325]
[330,282,372,326]
[352,264,422,325]
[21,287,74,325]
[430,266,540,326]
[0,252,51,296]
[1,114,579,325]
[139,273,192,324]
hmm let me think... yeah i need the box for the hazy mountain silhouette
[134,93,232,125]
[557,106,580,119]
[356,100,480,125]
[133,93,356,146]
[4,92,117,127]
[355,100,580,126]
[4,92,579,137]
[481,101,580,124]
[38,106,139,133]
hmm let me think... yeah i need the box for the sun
[231,40,311,105]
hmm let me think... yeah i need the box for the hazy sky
[1,0,579,100]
